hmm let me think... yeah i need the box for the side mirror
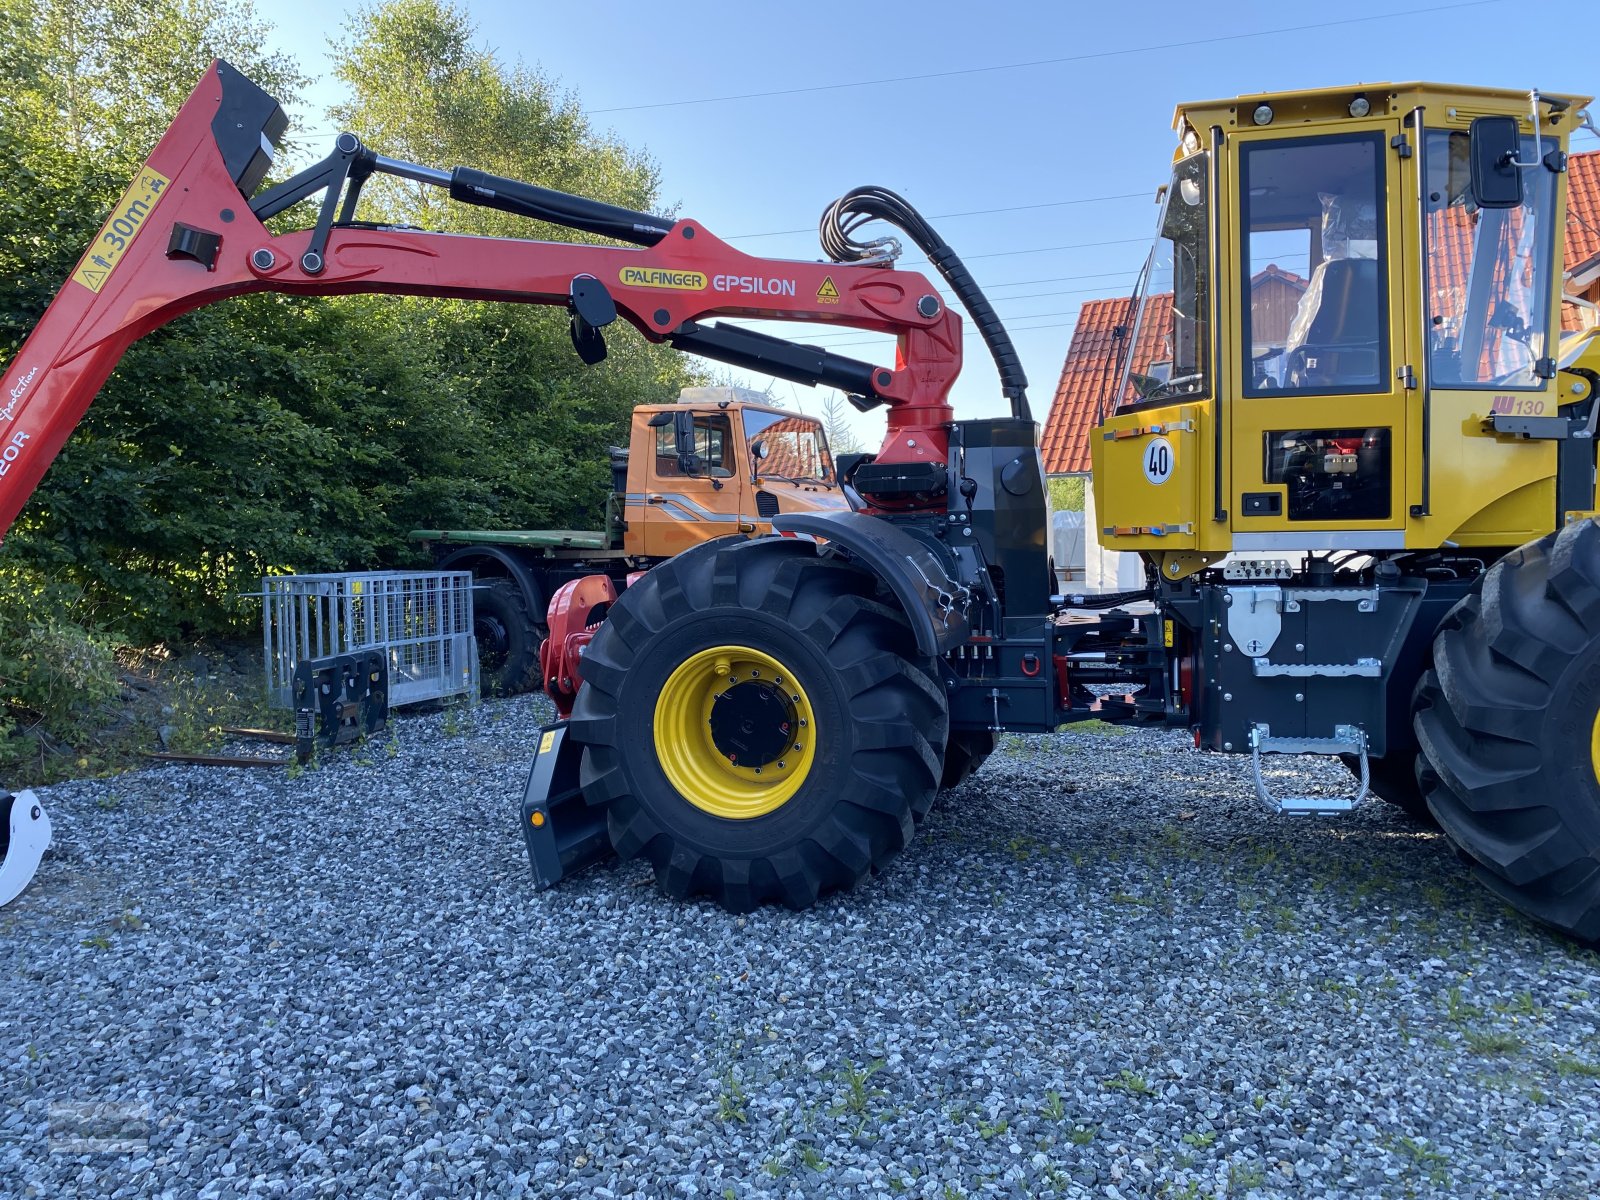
[672,410,697,474]
[1469,115,1524,209]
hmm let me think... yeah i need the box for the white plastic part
[0,790,51,906]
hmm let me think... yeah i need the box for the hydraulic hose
[819,185,1031,421]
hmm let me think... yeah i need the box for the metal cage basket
[262,570,478,709]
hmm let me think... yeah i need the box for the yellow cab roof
[1174,82,1592,136]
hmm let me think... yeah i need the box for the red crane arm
[0,61,964,538]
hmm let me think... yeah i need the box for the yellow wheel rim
[653,645,817,819]
[1591,706,1600,787]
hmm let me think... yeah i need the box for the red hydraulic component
[1053,654,1073,711]
[0,60,972,542]
[540,574,618,716]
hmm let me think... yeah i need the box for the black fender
[435,544,547,619]
[771,511,970,656]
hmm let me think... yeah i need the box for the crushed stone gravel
[4,694,1600,1199]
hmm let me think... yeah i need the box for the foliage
[819,390,865,455]
[1048,474,1086,512]
[0,0,699,644]
[0,563,119,761]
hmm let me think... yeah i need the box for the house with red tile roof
[1565,149,1600,327]
[1042,149,1600,482]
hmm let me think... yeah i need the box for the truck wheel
[569,537,948,912]
[474,580,542,696]
[1414,522,1600,943]
[941,730,998,791]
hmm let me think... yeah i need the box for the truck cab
[628,387,847,558]
[415,388,848,693]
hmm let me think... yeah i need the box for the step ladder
[1248,723,1369,815]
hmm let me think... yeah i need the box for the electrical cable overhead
[591,0,1507,114]
[898,235,1149,267]
[776,285,1136,343]
[787,318,1086,353]
[725,191,1149,240]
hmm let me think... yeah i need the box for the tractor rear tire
[941,730,998,791]
[1341,747,1434,824]
[474,580,542,697]
[1414,521,1600,943]
[569,537,949,913]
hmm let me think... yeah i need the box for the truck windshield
[742,410,835,484]
[1110,151,1212,416]
[1423,129,1559,388]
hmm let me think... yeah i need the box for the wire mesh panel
[262,571,478,708]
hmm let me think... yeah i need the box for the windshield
[741,410,835,484]
[1110,151,1211,416]
[1423,129,1558,388]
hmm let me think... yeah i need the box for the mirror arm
[1507,89,1547,170]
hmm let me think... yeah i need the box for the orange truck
[412,387,849,693]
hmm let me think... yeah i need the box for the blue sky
[255,0,1596,444]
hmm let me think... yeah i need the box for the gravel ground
[4,693,1600,1200]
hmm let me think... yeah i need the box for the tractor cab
[1094,83,1593,576]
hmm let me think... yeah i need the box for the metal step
[1248,723,1368,815]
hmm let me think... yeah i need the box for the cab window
[654,414,733,478]
[1422,130,1558,389]
[1240,132,1389,396]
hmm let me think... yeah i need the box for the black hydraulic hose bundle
[819,185,1031,422]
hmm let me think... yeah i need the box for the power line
[980,268,1146,290]
[900,235,1148,267]
[787,317,1085,353]
[774,285,1135,344]
[592,0,1506,115]
[724,192,1150,240]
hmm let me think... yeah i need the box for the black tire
[1341,748,1435,824]
[941,730,998,791]
[473,579,542,697]
[1414,521,1600,943]
[569,536,949,913]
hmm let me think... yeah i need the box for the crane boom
[0,59,971,539]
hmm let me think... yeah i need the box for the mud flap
[0,790,52,907]
[519,721,612,888]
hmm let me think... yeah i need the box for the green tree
[322,0,700,537]
[0,0,699,643]
[818,390,865,455]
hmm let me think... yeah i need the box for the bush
[1048,475,1087,512]
[0,565,121,757]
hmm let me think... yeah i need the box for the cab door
[1226,124,1410,549]
[638,410,747,558]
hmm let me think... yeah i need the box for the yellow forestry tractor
[3,65,1599,946]
[1090,84,1600,938]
